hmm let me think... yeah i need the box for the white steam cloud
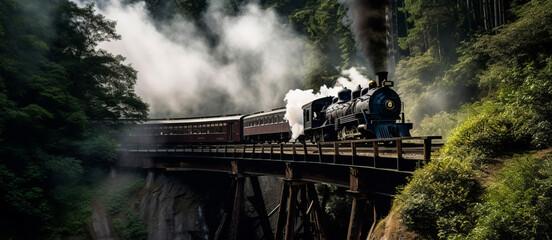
[84,0,305,118]
[284,67,372,140]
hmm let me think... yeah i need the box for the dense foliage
[470,154,552,239]
[0,0,147,238]
[393,0,552,239]
[1,0,551,238]
[397,158,480,239]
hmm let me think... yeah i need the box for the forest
[1,0,552,239]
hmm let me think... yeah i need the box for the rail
[119,136,442,172]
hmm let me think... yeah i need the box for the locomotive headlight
[385,100,395,110]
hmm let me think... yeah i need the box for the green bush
[113,208,147,240]
[443,101,534,159]
[469,154,552,240]
[397,157,480,239]
[107,178,144,216]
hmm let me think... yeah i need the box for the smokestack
[344,0,390,73]
[376,71,388,86]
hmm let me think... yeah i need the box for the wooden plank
[351,142,357,165]
[396,140,402,171]
[276,182,290,240]
[306,184,329,240]
[280,144,284,160]
[423,138,431,161]
[292,144,297,161]
[346,196,366,240]
[285,185,299,240]
[213,212,227,240]
[250,176,275,240]
[334,143,339,164]
[373,143,379,167]
[318,143,323,163]
[229,176,245,240]
[303,142,308,162]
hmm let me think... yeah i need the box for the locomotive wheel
[339,127,348,141]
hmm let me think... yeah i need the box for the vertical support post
[396,140,402,171]
[270,145,274,159]
[351,142,357,165]
[285,184,299,240]
[224,145,228,158]
[292,144,297,161]
[423,138,432,161]
[280,144,284,160]
[317,142,323,163]
[347,167,368,240]
[299,185,311,239]
[229,175,245,240]
[373,142,379,167]
[242,145,246,158]
[250,176,275,240]
[252,144,256,159]
[333,143,339,164]
[303,142,308,162]
[306,184,329,240]
[262,145,265,158]
[276,182,290,240]
[346,194,367,240]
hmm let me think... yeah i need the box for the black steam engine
[303,72,412,142]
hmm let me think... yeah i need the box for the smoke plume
[342,0,390,72]
[284,68,372,140]
[82,0,305,118]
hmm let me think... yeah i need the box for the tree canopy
[0,0,147,238]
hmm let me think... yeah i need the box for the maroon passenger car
[126,115,244,146]
[243,108,291,142]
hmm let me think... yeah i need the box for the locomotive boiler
[302,72,412,142]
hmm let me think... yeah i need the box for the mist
[284,67,372,140]
[83,0,305,118]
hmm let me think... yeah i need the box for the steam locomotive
[125,72,410,145]
[302,72,412,142]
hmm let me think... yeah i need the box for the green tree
[0,0,148,238]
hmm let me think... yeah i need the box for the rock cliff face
[90,170,283,240]
[139,174,210,239]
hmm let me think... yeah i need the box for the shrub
[469,154,552,240]
[107,178,144,216]
[443,101,534,160]
[397,157,480,239]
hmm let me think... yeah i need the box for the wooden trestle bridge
[117,136,442,240]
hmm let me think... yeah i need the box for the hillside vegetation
[1,0,551,238]
[382,0,552,239]
[0,0,148,238]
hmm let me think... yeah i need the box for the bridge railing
[120,136,442,172]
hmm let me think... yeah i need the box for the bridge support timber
[117,137,442,239]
